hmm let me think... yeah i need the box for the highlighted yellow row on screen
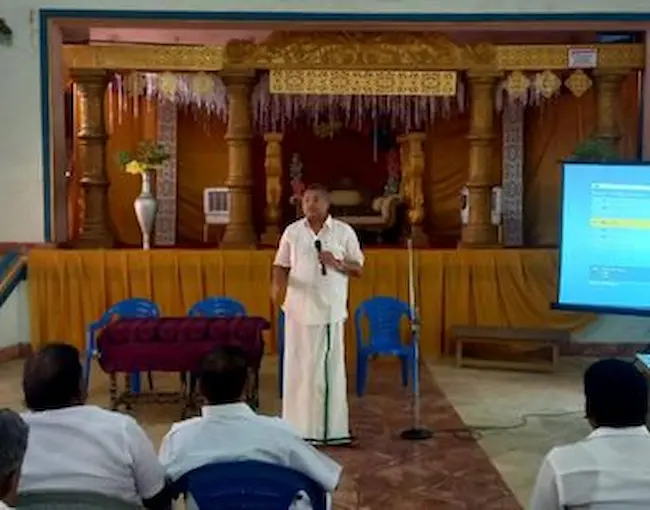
[590,217,650,228]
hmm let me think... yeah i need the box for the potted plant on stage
[119,141,170,250]
[569,137,619,162]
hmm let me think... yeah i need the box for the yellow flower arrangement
[118,141,169,175]
[125,160,145,175]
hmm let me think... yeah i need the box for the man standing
[272,184,364,446]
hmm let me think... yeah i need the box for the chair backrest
[94,298,160,330]
[107,297,160,319]
[177,460,327,510]
[17,491,140,510]
[354,296,410,349]
[188,297,247,317]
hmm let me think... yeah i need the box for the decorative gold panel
[269,69,457,96]
[226,32,466,70]
[564,70,593,98]
[534,70,562,98]
[62,44,224,71]
[504,71,531,99]
[62,34,645,73]
[495,44,643,71]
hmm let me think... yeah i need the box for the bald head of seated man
[19,343,172,510]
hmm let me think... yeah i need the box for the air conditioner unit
[203,187,230,242]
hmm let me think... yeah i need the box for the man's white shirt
[19,405,165,506]
[274,216,364,325]
[529,426,650,510]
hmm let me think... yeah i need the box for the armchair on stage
[354,296,415,397]
[329,181,401,243]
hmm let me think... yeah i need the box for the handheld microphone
[314,239,326,276]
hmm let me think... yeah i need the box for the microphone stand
[399,236,433,441]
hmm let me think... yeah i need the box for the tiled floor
[0,356,593,509]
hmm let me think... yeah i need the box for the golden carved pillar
[221,71,256,248]
[403,133,429,247]
[261,133,284,245]
[72,69,113,248]
[594,70,627,151]
[397,135,410,197]
[462,72,499,247]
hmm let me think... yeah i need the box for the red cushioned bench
[98,316,269,416]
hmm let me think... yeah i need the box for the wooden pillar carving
[221,72,256,248]
[72,69,113,248]
[462,72,499,247]
[594,70,627,151]
[397,135,410,198]
[261,132,284,245]
[403,133,428,247]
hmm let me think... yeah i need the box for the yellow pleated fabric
[27,249,595,358]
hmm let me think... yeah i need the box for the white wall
[0,282,30,349]
[2,0,650,243]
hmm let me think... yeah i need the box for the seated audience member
[529,358,650,510]
[19,343,171,510]
[159,346,341,509]
[0,409,29,509]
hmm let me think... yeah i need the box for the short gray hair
[0,409,28,482]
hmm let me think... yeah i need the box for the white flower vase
[133,170,158,250]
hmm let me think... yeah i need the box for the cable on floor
[432,410,583,441]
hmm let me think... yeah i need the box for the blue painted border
[37,10,650,22]
[0,253,19,280]
[0,255,27,312]
[39,8,650,241]
[40,11,51,242]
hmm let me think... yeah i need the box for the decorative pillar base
[261,227,281,246]
[409,226,429,248]
[403,133,429,247]
[262,132,284,246]
[75,235,114,249]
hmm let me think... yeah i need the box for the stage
[27,248,594,356]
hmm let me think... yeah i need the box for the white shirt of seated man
[18,345,166,507]
[529,359,650,510]
[159,347,342,510]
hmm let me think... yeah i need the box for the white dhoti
[282,316,350,444]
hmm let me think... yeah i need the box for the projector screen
[558,161,650,315]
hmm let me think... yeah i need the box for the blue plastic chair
[187,297,247,318]
[278,310,285,397]
[184,297,247,393]
[354,296,414,397]
[85,298,160,393]
[174,460,327,510]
